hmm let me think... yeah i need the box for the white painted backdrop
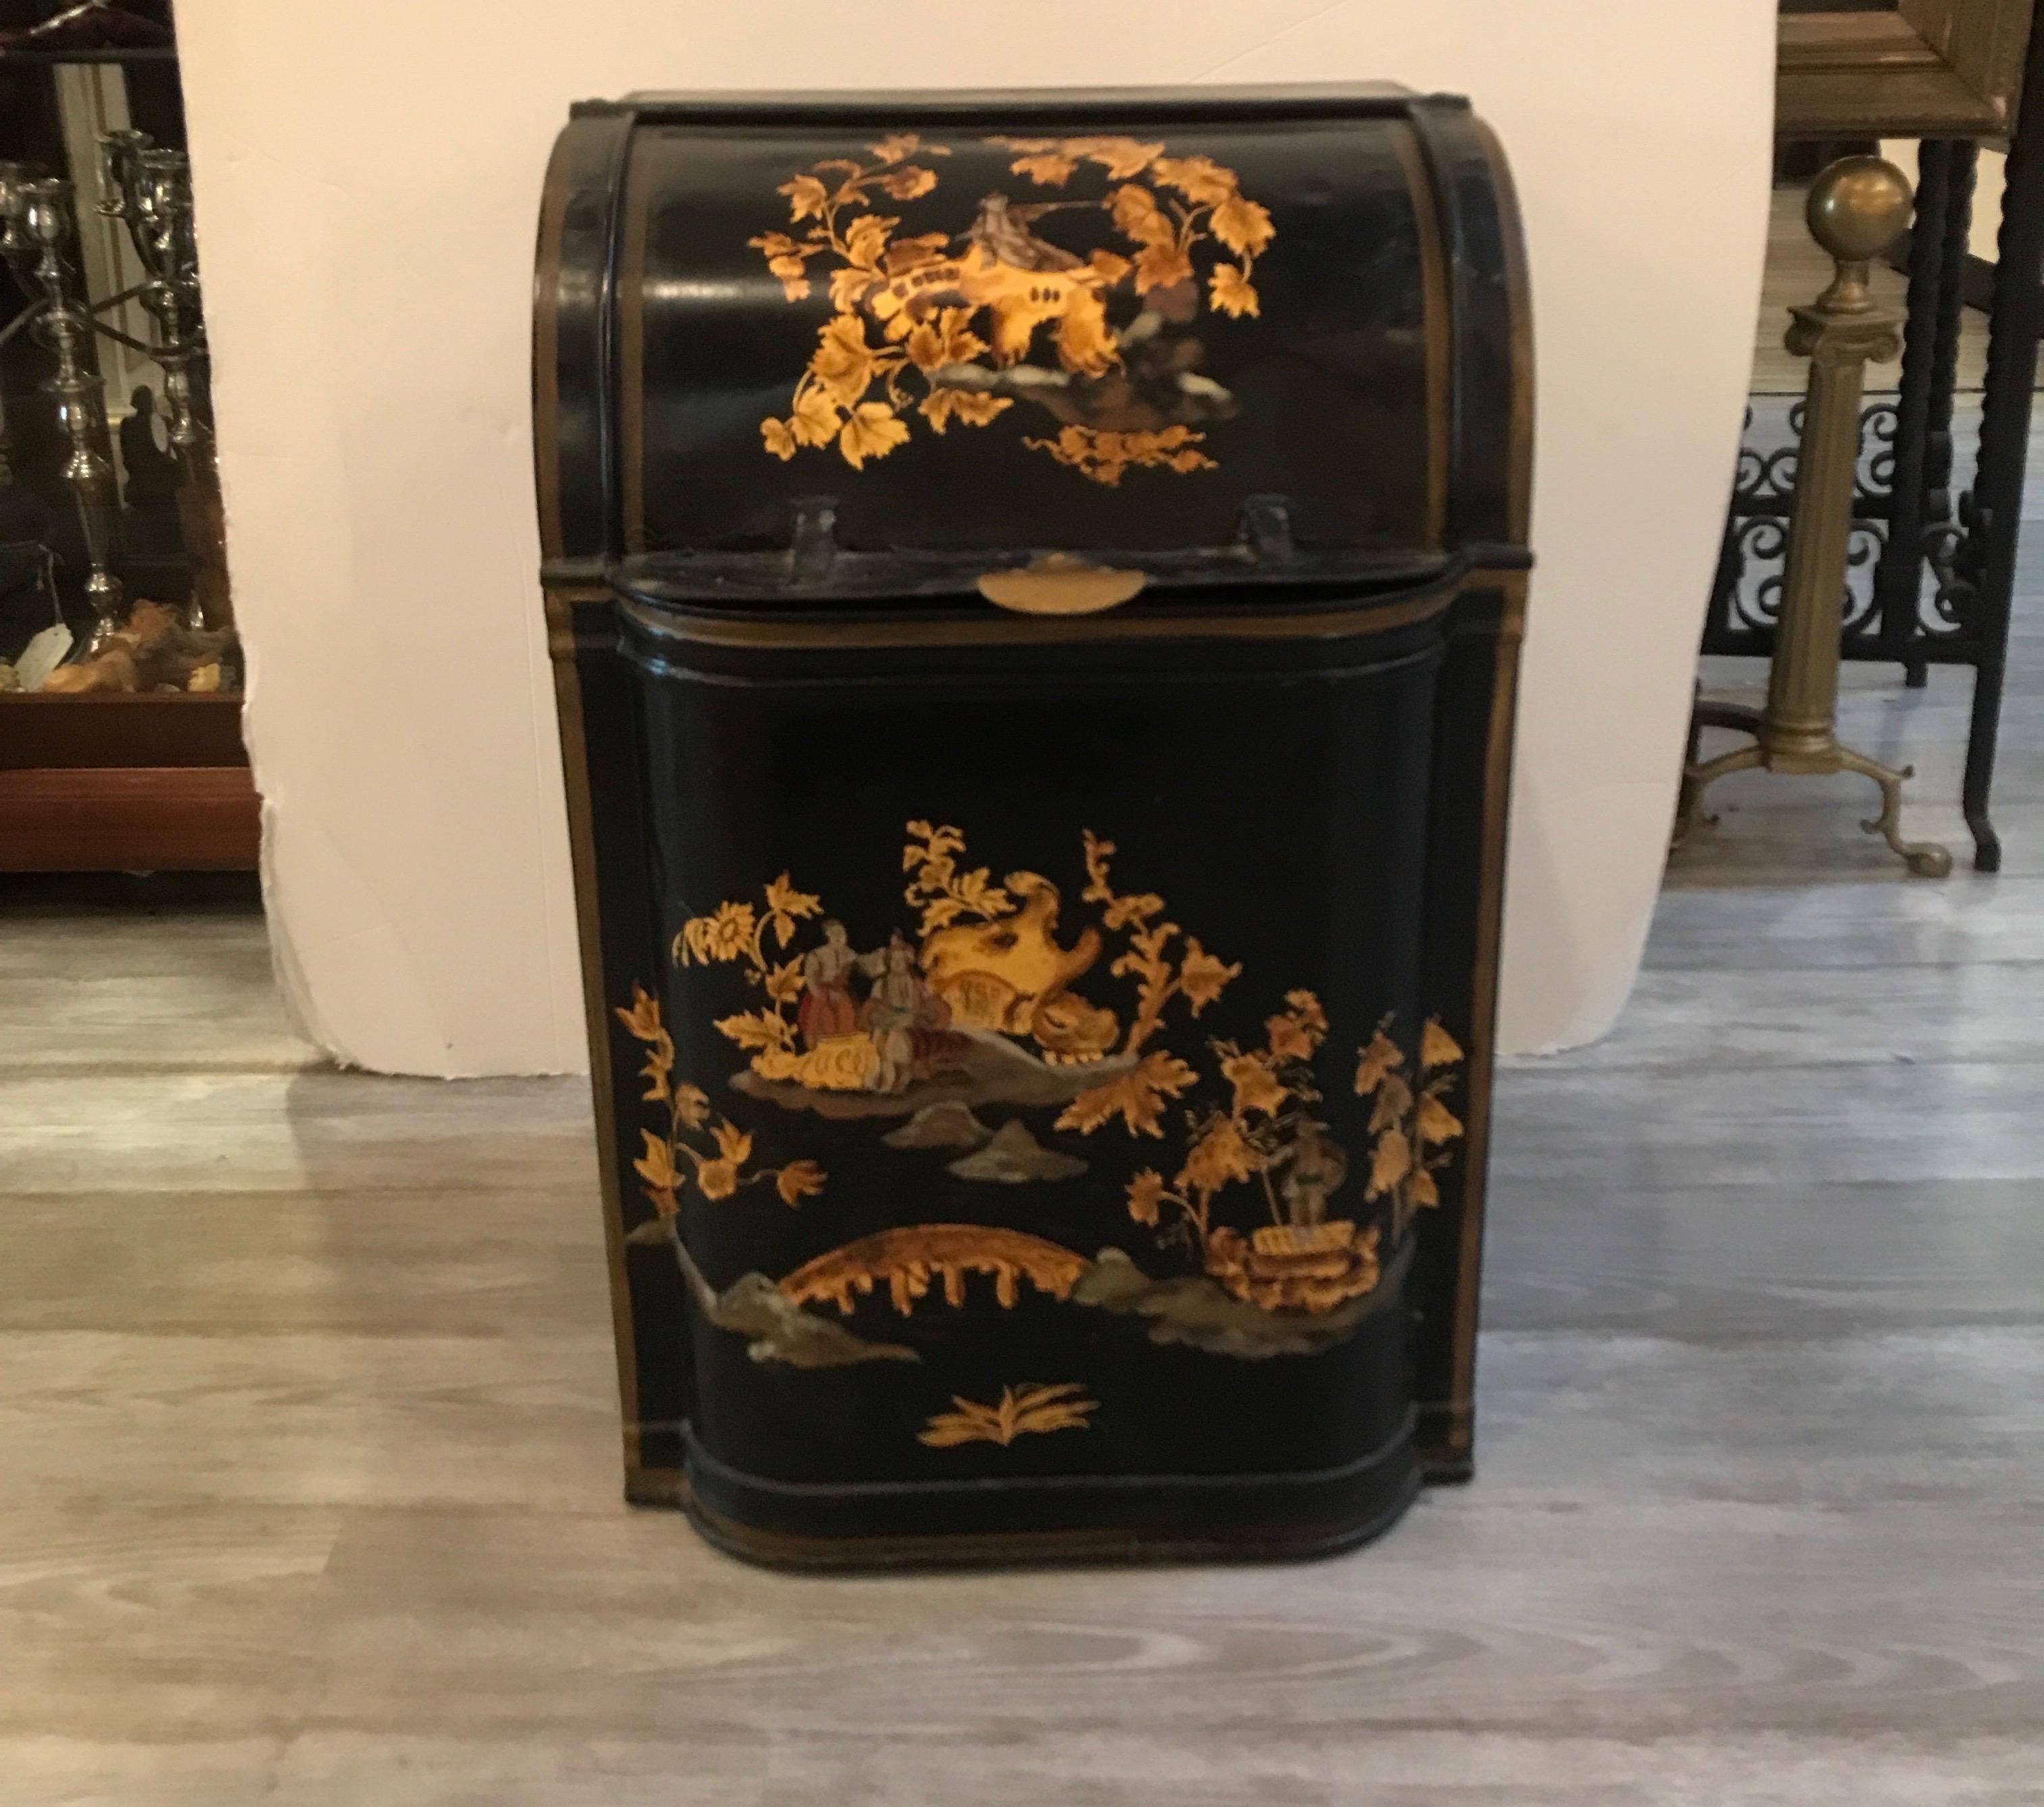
[172,1,1776,1076]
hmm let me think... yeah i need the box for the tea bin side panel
[600,599,1457,1558]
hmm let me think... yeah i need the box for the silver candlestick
[0,159,29,486]
[97,129,227,631]
[16,176,125,650]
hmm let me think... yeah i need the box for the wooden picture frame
[1779,0,2033,136]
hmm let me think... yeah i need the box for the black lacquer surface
[535,84,1530,1564]
[625,120,1438,558]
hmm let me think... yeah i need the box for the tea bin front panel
[535,86,1530,1564]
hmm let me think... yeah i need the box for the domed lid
[538,87,1530,605]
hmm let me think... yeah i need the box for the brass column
[1678,157,1951,878]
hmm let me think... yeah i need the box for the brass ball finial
[1805,155,1914,264]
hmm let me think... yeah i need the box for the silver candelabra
[98,128,227,631]
[98,132,208,481]
[0,129,227,646]
[0,162,125,649]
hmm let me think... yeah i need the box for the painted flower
[842,212,897,272]
[613,983,662,1042]
[633,1130,680,1193]
[1211,193,1275,259]
[1074,136,1164,180]
[1111,183,1170,243]
[1126,1168,1167,1226]
[1056,1051,1198,1138]
[1176,938,1240,1013]
[905,306,987,374]
[787,389,840,449]
[1416,1094,1465,1147]
[778,173,829,222]
[748,230,816,301]
[763,872,823,943]
[1267,1013,1315,1063]
[774,1160,827,1207]
[1353,1029,1404,1093]
[1150,154,1236,207]
[1285,990,1328,1033]
[1221,1051,1286,1118]
[1008,149,1078,186]
[879,165,936,201]
[1132,239,1194,296]
[838,401,909,468]
[811,314,877,410]
[1177,1118,1261,1199]
[1366,1127,1413,1200]
[1208,262,1259,318]
[919,387,1011,434]
[1421,1020,1465,1070]
[635,1031,674,1103]
[691,899,756,968]
[1368,1072,1413,1133]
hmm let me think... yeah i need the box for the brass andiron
[1678,157,1952,878]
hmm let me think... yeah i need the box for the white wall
[1971,151,2009,263]
[173,1,1776,1075]
[1885,139,2008,265]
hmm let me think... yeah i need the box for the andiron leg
[1679,156,1949,877]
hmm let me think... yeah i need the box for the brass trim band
[1442,572,1526,1463]
[542,589,646,1472]
[608,581,1486,654]
[1391,122,1454,550]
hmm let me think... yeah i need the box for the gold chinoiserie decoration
[977,555,1146,616]
[918,1383,1098,1448]
[1677,157,1952,878]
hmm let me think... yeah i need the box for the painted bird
[965,191,1088,272]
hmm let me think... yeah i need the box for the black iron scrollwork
[1704,398,1979,657]
[1922,489,1987,634]
[1708,401,1899,645]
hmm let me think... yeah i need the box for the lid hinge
[786,497,841,587]
[1238,495,1296,565]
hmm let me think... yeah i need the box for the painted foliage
[750,132,1275,484]
[615,823,1467,1441]
[919,1384,1098,1449]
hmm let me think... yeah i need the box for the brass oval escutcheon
[977,555,1147,617]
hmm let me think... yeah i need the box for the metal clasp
[976,555,1146,616]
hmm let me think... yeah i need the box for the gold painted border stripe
[614,582,1472,653]
[1444,574,1527,1460]
[1391,122,1453,551]
[532,137,575,562]
[619,139,651,555]
[545,587,643,1475]
[1473,116,1535,547]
